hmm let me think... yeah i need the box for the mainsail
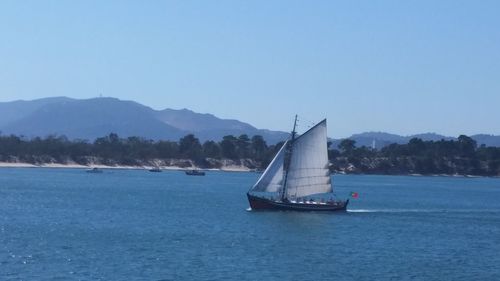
[284,119,332,198]
[250,140,288,192]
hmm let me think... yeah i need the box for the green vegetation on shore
[331,136,500,176]
[0,133,281,169]
[0,133,499,176]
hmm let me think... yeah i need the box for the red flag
[350,192,359,198]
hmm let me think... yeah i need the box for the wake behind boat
[247,116,348,212]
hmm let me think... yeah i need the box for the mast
[280,115,298,201]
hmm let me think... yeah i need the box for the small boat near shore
[247,116,348,212]
[185,169,205,176]
[149,167,162,172]
[86,167,103,173]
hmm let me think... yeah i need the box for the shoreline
[0,162,252,172]
[1,162,497,178]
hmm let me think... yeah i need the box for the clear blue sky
[1,1,499,138]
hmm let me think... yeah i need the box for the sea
[1,168,500,281]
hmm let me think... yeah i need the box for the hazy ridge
[1,97,499,147]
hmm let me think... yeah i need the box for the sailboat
[247,116,349,212]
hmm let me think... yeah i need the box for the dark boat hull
[185,171,205,176]
[247,194,348,212]
[86,169,103,173]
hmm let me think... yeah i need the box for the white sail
[250,141,287,192]
[285,119,332,198]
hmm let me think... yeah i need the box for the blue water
[1,168,500,280]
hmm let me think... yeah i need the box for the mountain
[0,97,288,143]
[1,98,187,140]
[153,103,291,143]
[156,108,255,132]
[470,134,500,147]
[155,108,288,144]
[0,97,72,127]
[1,97,498,147]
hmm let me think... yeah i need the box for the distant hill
[1,97,498,147]
[0,97,288,143]
[0,97,72,127]
[470,134,500,147]
[155,108,288,143]
[1,98,187,140]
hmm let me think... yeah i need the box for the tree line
[330,135,500,176]
[0,133,282,168]
[0,132,499,175]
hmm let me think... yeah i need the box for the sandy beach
[0,161,252,172]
